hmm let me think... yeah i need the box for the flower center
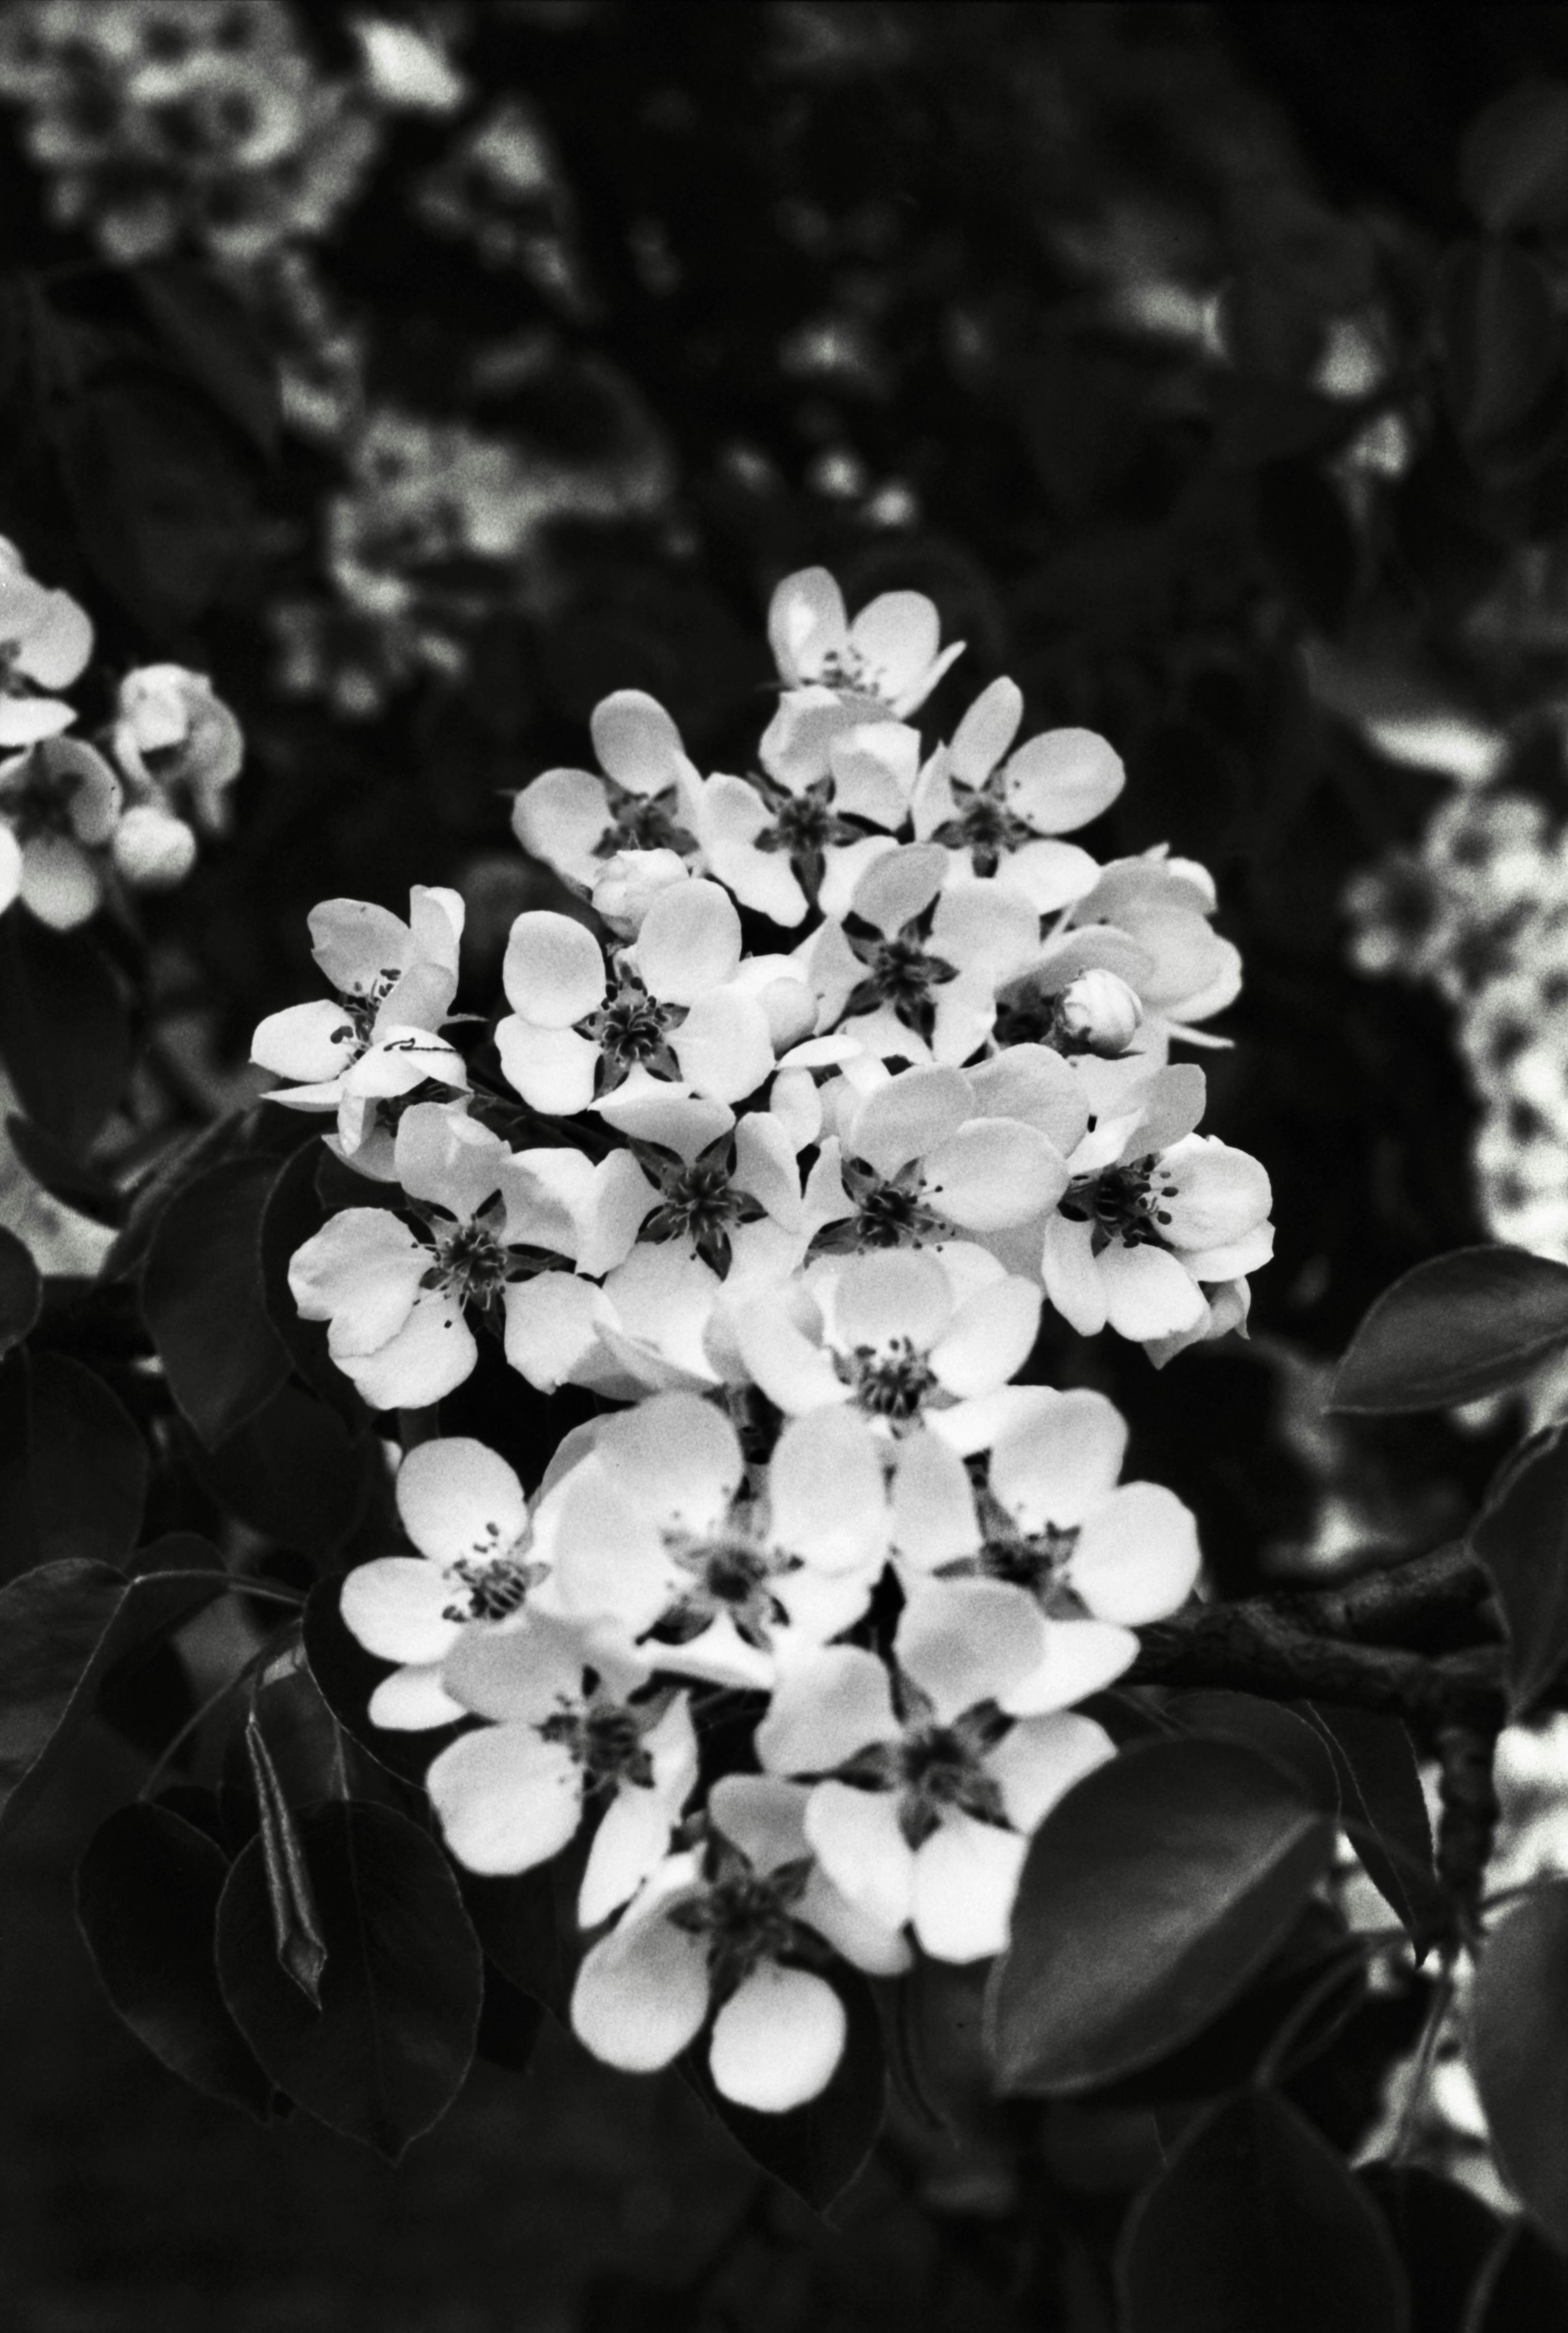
[440,1553,539,1623]
[596,792,687,856]
[846,1337,938,1422]
[432,1217,510,1297]
[893,1720,1004,1842]
[667,1847,821,1990]
[539,1698,655,1787]
[1059,1154,1176,1250]
[659,1522,790,1647]
[976,1520,1080,1598]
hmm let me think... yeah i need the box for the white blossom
[512,688,700,893]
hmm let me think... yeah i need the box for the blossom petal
[755,1645,899,1776]
[797,1870,912,1975]
[989,1388,1128,1533]
[251,998,361,1083]
[1099,1241,1208,1341]
[768,1406,889,1571]
[1004,728,1125,834]
[308,898,413,994]
[16,589,92,689]
[710,1963,846,2113]
[573,1882,712,2065]
[923,1121,1068,1233]
[931,879,1041,988]
[949,676,1022,787]
[513,767,612,886]
[967,1045,1089,1155]
[502,910,606,1026]
[427,1723,583,1874]
[834,1247,952,1354]
[848,1066,971,1179]
[890,1429,980,1571]
[634,878,741,1003]
[497,1017,601,1115]
[928,1276,1040,1398]
[503,1272,602,1391]
[580,1774,685,1930]
[732,1300,847,1416]
[442,1613,586,1722]
[768,566,847,687]
[805,1781,914,1931]
[759,687,857,791]
[367,1664,467,1730]
[709,1773,813,1872]
[1000,1621,1139,1716]
[672,986,774,1103]
[1159,1135,1272,1253]
[288,1208,426,1349]
[20,832,99,928]
[1071,1481,1201,1624]
[596,1390,744,1533]
[573,1148,659,1277]
[1040,1212,1107,1336]
[593,1069,733,1161]
[731,1108,803,1229]
[340,1557,463,1665]
[849,591,941,705]
[546,1459,675,1630]
[591,689,691,796]
[911,1814,1026,1962]
[393,1103,507,1220]
[1003,838,1103,914]
[0,698,75,747]
[850,843,947,938]
[396,1435,529,1568]
[895,1580,1049,1723]
[335,1290,478,1409]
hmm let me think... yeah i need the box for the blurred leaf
[0,1227,38,1362]
[128,263,280,458]
[1165,1691,1339,1808]
[0,913,128,1156]
[987,1738,1335,2094]
[680,1967,885,2214]
[186,1384,374,1564]
[76,1802,273,2118]
[1468,1424,1568,1716]
[1360,2166,1500,2333]
[1329,1249,1568,1413]
[1470,1878,1568,2246]
[142,1157,290,1449]
[1460,85,1568,234]
[1299,1704,1446,1951]
[6,1116,123,1226]
[1117,2090,1410,2331]
[1463,2218,1568,2330]
[473,1955,545,2076]
[216,1800,483,2161]
[244,1710,329,2007]
[460,1861,575,2026]
[1439,243,1560,448]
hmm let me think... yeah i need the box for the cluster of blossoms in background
[258,568,1273,2112]
[0,538,241,926]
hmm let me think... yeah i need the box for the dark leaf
[29,1350,147,1568]
[1462,2218,1568,2330]
[1469,1878,1568,2248]
[128,262,280,457]
[1300,1705,1447,1950]
[681,1967,886,2214]
[0,1349,37,1581]
[1468,1424,1568,1715]
[1165,1691,1339,1809]
[1460,85,1568,235]
[474,1956,545,2075]
[141,1157,290,1448]
[76,1802,272,2118]
[303,1575,459,1788]
[216,1800,483,2160]
[0,912,129,1154]
[7,1114,124,1227]
[186,1384,374,1563]
[1439,243,1561,449]
[0,1226,39,1356]
[1329,1249,1568,1414]
[1360,2165,1501,2333]
[258,1141,366,1422]
[244,1711,329,2006]
[987,1738,1335,2094]
[1117,2089,1410,2332]
[460,1861,575,2024]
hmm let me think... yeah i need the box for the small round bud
[111,804,198,890]
[1056,969,1143,1058]
[591,848,688,936]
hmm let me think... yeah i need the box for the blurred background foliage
[8,3,1568,2326]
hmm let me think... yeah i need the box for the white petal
[591,689,691,795]
[596,1390,743,1533]
[251,998,361,1083]
[501,910,605,1026]
[407,884,464,970]
[930,879,1041,987]
[848,1065,971,1179]
[768,1407,889,1571]
[573,1890,711,2065]
[895,1580,1049,1723]
[337,1291,478,1410]
[1000,1622,1139,1716]
[308,897,413,994]
[17,589,91,688]
[818,833,900,921]
[928,1276,1040,1397]
[710,1964,846,2113]
[634,878,741,1003]
[732,1300,847,1416]
[770,1065,823,1152]
[340,1557,463,1665]
[396,1435,528,1567]
[768,566,848,686]
[755,1645,899,1776]
[342,1027,467,1099]
[0,697,74,747]
[949,676,1022,787]
[1003,728,1125,834]
[1099,1241,1208,1341]
[967,1046,1088,1155]
[593,1070,733,1162]
[0,822,21,913]
[850,843,947,938]
[599,1243,725,1382]
[573,1148,659,1276]
[672,987,774,1103]
[989,1387,1128,1533]
[442,1613,586,1722]
[427,1724,584,1875]
[731,1109,803,1228]
[833,1247,952,1354]
[496,1016,601,1114]
[890,1429,980,1570]
[829,719,921,828]
[393,1103,507,1220]
[911,1814,1025,1962]
[580,1776,683,1930]
[848,590,941,704]
[499,1145,594,1259]
[759,687,856,790]
[513,767,613,886]
[1129,1063,1209,1155]
[797,1870,912,1974]
[367,1663,467,1730]
[805,1781,914,1931]
[1040,1212,1107,1336]
[1159,1136,1272,1252]
[20,832,100,928]
[709,1773,813,1872]
[988,1713,1115,1832]
[1001,839,1103,913]
[288,1208,426,1348]
[1071,1481,1201,1624]
[502,1272,602,1391]
[923,1121,1068,1233]
[547,1460,674,1631]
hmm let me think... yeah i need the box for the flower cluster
[1346,787,1568,1260]
[265,569,1272,2110]
[0,0,380,266]
[0,539,241,926]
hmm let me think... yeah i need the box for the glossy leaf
[1166,1691,1338,1809]
[460,1860,576,2026]
[187,1383,374,1564]
[1460,85,1568,234]
[1300,1704,1447,1950]
[987,1737,1335,2094]
[1439,243,1561,447]
[76,1802,272,2118]
[142,1157,291,1448]
[244,1712,329,2005]
[129,261,280,457]
[0,912,129,1155]
[1118,2090,1410,2332]
[1468,1424,1568,1716]
[216,1800,483,2160]
[1469,1878,1568,2248]
[258,1141,365,1422]
[0,1226,39,1356]
[1329,1248,1568,1414]
[28,1350,148,1569]
[1360,2166,1500,2333]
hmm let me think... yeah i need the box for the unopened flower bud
[591,848,688,936]
[111,804,198,890]
[1056,969,1142,1058]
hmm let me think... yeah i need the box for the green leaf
[215,1800,483,2161]
[1468,1425,1568,1716]
[987,1737,1335,2094]
[0,1227,39,1356]
[1117,2090,1410,2331]
[1299,1704,1447,1951]
[1470,1879,1568,2248]
[76,1803,273,2118]
[1461,85,1568,234]
[1329,1249,1568,1414]
[1439,243,1561,448]
[141,1157,291,1449]
[0,913,129,1155]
